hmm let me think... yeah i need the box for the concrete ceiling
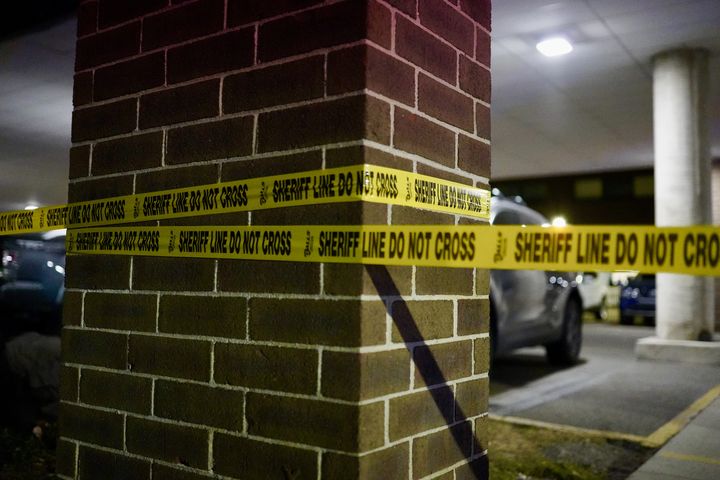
[0,1,719,211]
[492,0,720,179]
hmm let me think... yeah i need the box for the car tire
[620,314,634,325]
[643,316,655,327]
[546,296,582,366]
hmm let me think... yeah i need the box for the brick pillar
[58,1,491,479]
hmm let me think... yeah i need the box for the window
[634,175,654,197]
[574,178,603,199]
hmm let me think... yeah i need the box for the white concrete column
[653,48,713,341]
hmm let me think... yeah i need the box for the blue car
[0,230,66,339]
[619,274,655,326]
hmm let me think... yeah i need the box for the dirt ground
[489,418,656,480]
[1,418,654,480]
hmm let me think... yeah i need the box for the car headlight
[622,288,640,299]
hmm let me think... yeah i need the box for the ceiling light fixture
[536,37,573,57]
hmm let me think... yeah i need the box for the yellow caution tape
[0,165,490,235]
[66,224,720,276]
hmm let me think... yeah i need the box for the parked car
[0,230,66,339]
[619,274,655,326]
[578,272,611,320]
[490,196,583,365]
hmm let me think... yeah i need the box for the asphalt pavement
[490,323,720,440]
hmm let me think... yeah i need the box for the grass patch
[489,418,656,480]
[0,425,58,480]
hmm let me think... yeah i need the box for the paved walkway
[629,396,720,479]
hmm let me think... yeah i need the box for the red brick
[250,298,386,347]
[458,134,490,177]
[413,340,473,388]
[128,335,211,381]
[322,349,411,401]
[136,164,218,192]
[459,0,491,31]
[368,0,393,49]
[394,108,455,167]
[258,1,389,62]
[416,266,474,295]
[327,45,416,106]
[419,0,474,55]
[167,28,255,84]
[84,292,157,332]
[98,0,168,29]
[459,56,491,102]
[159,295,246,338]
[455,454,490,480]
[75,22,141,70]
[153,464,214,480]
[246,393,385,451]
[474,337,490,374]
[142,0,224,51]
[68,145,90,179]
[67,175,134,202]
[325,144,413,171]
[140,79,219,129]
[64,255,131,290]
[214,434,318,479]
[416,163,473,185]
[456,378,488,420]
[228,0,323,26]
[62,328,128,370]
[386,0,417,17]
[258,96,390,152]
[79,447,151,480]
[477,102,490,139]
[92,132,163,175]
[223,56,325,113]
[126,417,209,469]
[59,403,124,449]
[214,344,317,394]
[413,422,473,478]
[477,27,490,67]
[77,1,98,37]
[62,291,82,327]
[60,366,79,402]
[221,151,323,181]
[323,263,413,297]
[73,71,93,106]
[218,260,319,294]
[55,440,77,478]
[251,202,384,227]
[166,116,253,164]
[389,387,454,440]
[94,52,165,101]
[71,99,137,142]
[154,380,244,430]
[323,444,410,480]
[391,300,454,343]
[419,73,474,131]
[396,16,457,84]
[80,369,152,414]
[392,205,453,226]
[458,298,489,336]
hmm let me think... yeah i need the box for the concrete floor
[490,323,720,438]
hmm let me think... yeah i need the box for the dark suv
[490,197,583,365]
[0,230,66,339]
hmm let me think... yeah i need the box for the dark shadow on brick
[367,265,489,479]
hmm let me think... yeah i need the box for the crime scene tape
[0,164,490,235]
[65,224,720,276]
